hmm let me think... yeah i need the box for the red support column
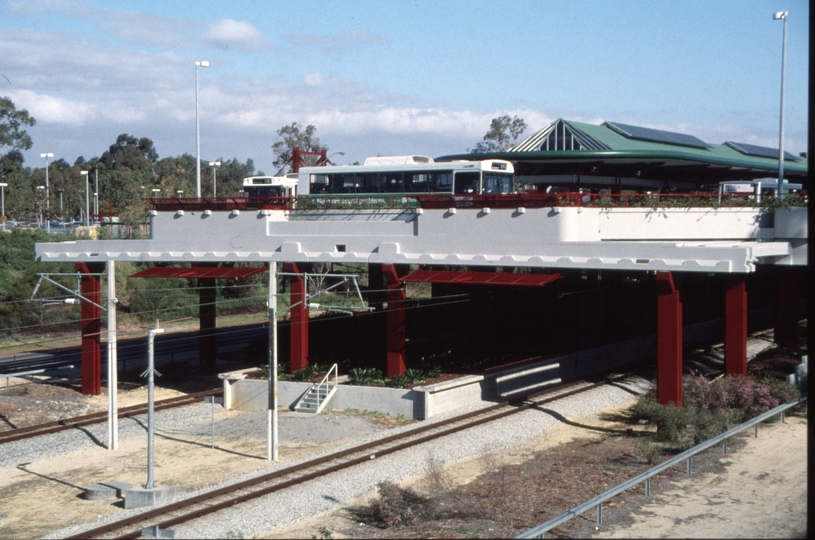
[199,278,217,373]
[76,262,104,395]
[774,273,799,350]
[724,275,748,377]
[656,272,682,406]
[383,263,406,377]
[284,262,308,373]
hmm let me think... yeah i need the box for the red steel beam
[724,275,748,376]
[383,263,406,377]
[401,269,562,287]
[76,262,104,395]
[284,262,308,373]
[656,272,682,406]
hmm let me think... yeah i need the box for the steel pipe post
[268,262,279,461]
[107,261,119,450]
[146,327,164,489]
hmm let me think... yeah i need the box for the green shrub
[289,363,332,382]
[348,367,384,386]
[385,374,411,388]
[403,368,426,383]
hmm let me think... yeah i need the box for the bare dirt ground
[261,404,806,539]
[0,379,397,539]
[589,414,808,539]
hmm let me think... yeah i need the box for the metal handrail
[517,394,808,539]
[313,363,338,414]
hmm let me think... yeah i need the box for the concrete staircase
[293,364,338,414]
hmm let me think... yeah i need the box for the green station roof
[437,119,808,186]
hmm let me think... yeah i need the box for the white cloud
[202,19,271,51]
[6,0,87,16]
[8,89,93,125]
[302,73,324,87]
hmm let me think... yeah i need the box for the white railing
[313,363,338,414]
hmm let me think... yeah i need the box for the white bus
[297,156,515,196]
[241,174,299,199]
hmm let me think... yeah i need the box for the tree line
[1,95,526,234]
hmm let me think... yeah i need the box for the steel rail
[66,377,629,539]
[0,388,222,445]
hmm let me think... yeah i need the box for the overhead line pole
[107,261,119,450]
[268,262,279,461]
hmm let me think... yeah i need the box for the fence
[516,394,808,538]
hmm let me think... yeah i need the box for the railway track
[0,389,223,445]
[64,376,639,540]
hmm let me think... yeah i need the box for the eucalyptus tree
[470,115,527,153]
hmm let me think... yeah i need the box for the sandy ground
[590,414,808,539]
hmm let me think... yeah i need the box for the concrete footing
[84,481,134,500]
[83,483,117,500]
[123,485,181,509]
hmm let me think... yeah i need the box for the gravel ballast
[43,378,651,539]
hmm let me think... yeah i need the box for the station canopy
[436,118,808,190]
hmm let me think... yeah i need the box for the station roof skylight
[604,121,712,149]
[724,141,799,161]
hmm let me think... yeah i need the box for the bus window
[383,172,405,193]
[483,172,514,194]
[432,171,453,192]
[454,172,480,194]
[310,174,329,193]
[334,173,357,193]
[406,172,430,192]
[357,172,384,193]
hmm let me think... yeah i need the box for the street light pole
[208,160,221,197]
[81,171,89,226]
[36,186,45,227]
[195,60,209,199]
[0,183,6,231]
[773,11,788,198]
[40,152,53,233]
[94,168,99,216]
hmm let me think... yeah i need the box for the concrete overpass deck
[35,203,807,273]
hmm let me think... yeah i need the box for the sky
[1,0,809,174]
